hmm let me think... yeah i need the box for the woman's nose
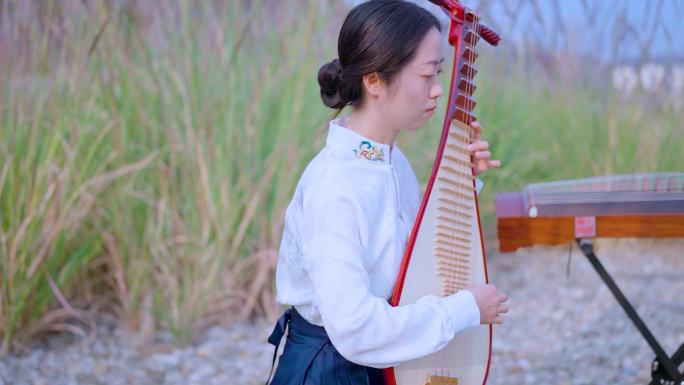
[430,82,443,99]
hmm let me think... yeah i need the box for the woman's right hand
[465,283,508,324]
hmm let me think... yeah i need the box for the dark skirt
[266,308,385,385]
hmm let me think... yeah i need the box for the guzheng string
[526,174,684,198]
[526,173,684,194]
[523,173,684,217]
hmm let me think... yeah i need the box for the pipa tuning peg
[478,23,501,46]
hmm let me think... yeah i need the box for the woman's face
[381,27,444,131]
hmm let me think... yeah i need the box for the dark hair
[318,0,442,110]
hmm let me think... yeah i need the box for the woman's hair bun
[317,58,346,109]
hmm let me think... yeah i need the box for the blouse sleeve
[300,184,481,369]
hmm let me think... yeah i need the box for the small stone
[145,351,182,372]
[188,364,216,383]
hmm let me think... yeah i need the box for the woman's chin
[405,122,425,132]
[419,115,435,128]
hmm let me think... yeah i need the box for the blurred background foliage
[0,0,682,353]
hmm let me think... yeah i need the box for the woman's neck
[345,107,397,146]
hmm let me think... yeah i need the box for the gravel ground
[488,238,684,385]
[1,238,682,385]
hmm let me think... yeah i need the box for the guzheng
[496,173,684,383]
[385,2,500,385]
[496,173,684,252]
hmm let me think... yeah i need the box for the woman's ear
[362,72,386,98]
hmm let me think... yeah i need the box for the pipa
[384,2,500,385]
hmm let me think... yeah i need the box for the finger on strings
[488,159,502,168]
[466,140,489,152]
[498,304,509,314]
[493,315,503,324]
[498,292,508,302]
[470,120,483,141]
[474,150,491,159]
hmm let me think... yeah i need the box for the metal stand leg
[652,342,684,385]
[576,239,683,384]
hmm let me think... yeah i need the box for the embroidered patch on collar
[353,140,384,162]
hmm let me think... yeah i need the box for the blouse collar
[325,118,395,165]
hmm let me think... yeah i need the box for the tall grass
[0,0,682,353]
[0,0,340,352]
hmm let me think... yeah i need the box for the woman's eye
[423,70,444,79]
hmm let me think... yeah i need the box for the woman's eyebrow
[421,57,445,66]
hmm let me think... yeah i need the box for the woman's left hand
[467,121,501,176]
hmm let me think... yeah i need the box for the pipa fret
[437,215,471,229]
[459,63,477,78]
[448,131,470,143]
[443,154,472,169]
[438,176,476,192]
[437,197,473,211]
[438,206,473,219]
[446,143,472,157]
[442,166,476,181]
[457,78,476,95]
[435,232,471,244]
[434,242,470,256]
[436,224,472,238]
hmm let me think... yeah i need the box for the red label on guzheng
[574,216,596,238]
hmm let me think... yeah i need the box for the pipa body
[384,2,500,385]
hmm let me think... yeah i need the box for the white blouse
[275,118,483,369]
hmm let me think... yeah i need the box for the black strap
[265,308,292,385]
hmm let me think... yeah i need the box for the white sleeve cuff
[442,289,481,335]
